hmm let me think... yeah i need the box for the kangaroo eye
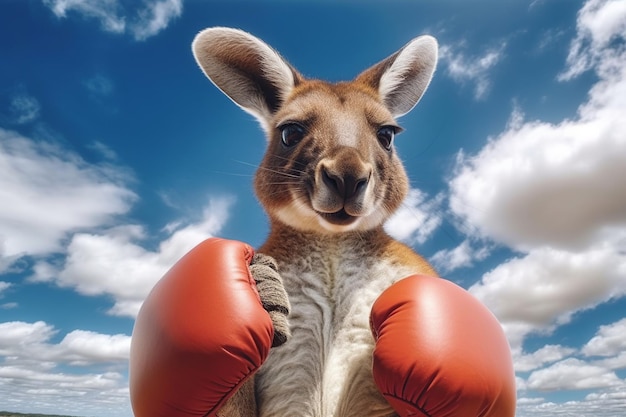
[377,126,396,151]
[280,123,306,147]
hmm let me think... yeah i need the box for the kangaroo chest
[255,249,416,417]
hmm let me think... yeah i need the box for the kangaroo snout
[313,147,374,223]
[321,167,368,203]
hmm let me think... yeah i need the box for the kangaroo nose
[321,167,369,201]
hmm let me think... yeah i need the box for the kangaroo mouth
[318,208,357,226]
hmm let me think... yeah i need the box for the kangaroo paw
[249,253,291,347]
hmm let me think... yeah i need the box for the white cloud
[514,344,577,373]
[42,0,182,40]
[0,128,136,260]
[9,94,41,124]
[84,74,114,97]
[58,330,130,364]
[0,321,56,349]
[0,321,130,417]
[385,188,443,245]
[594,351,626,372]
[89,140,118,160]
[559,0,626,80]
[131,0,183,40]
[584,387,626,410]
[32,197,234,317]
[470,246,626,349]
[43,0,126,33]
[430,239,491,274]
[0,321,130,366]
[511,298,626,414]
[526,358,621,391]
[517,386,626,417]
[582,318,626,357]
[449,108,626,251]
[0,253,23,274]
[439,42,506,99]
[535,28,568,53]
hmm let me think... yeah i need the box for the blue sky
[1,0,626,416]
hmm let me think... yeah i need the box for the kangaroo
[192,27,439,417]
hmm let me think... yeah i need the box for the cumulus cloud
[0,321,56,350]
[470,247,626,341]
[439,42,506,99]
[527,358,621,391]
[430,239,491,274]
[582,318,626,357]
[517,386,626,417]
[559,0,626,80]
[449,107,626,252]
[0,321,130,417]
[514,319,626,414]
[514,344,577,373]
[0,321,129,365]
[42,0,182,40]
[0,128,136,260]
[385,188,443,245]
[58,330,130,364]
[32,197,234,317]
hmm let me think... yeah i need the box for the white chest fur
[256,243,417,417]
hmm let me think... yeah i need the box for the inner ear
[356,35,438,118]
[192,27,302,125]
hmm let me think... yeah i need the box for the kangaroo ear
[356,35,438,118]
[192,27,301,128]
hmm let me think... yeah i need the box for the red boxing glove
[129,238,274,417]
[370,275,516,417]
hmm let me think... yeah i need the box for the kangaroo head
[192,27,437,234]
